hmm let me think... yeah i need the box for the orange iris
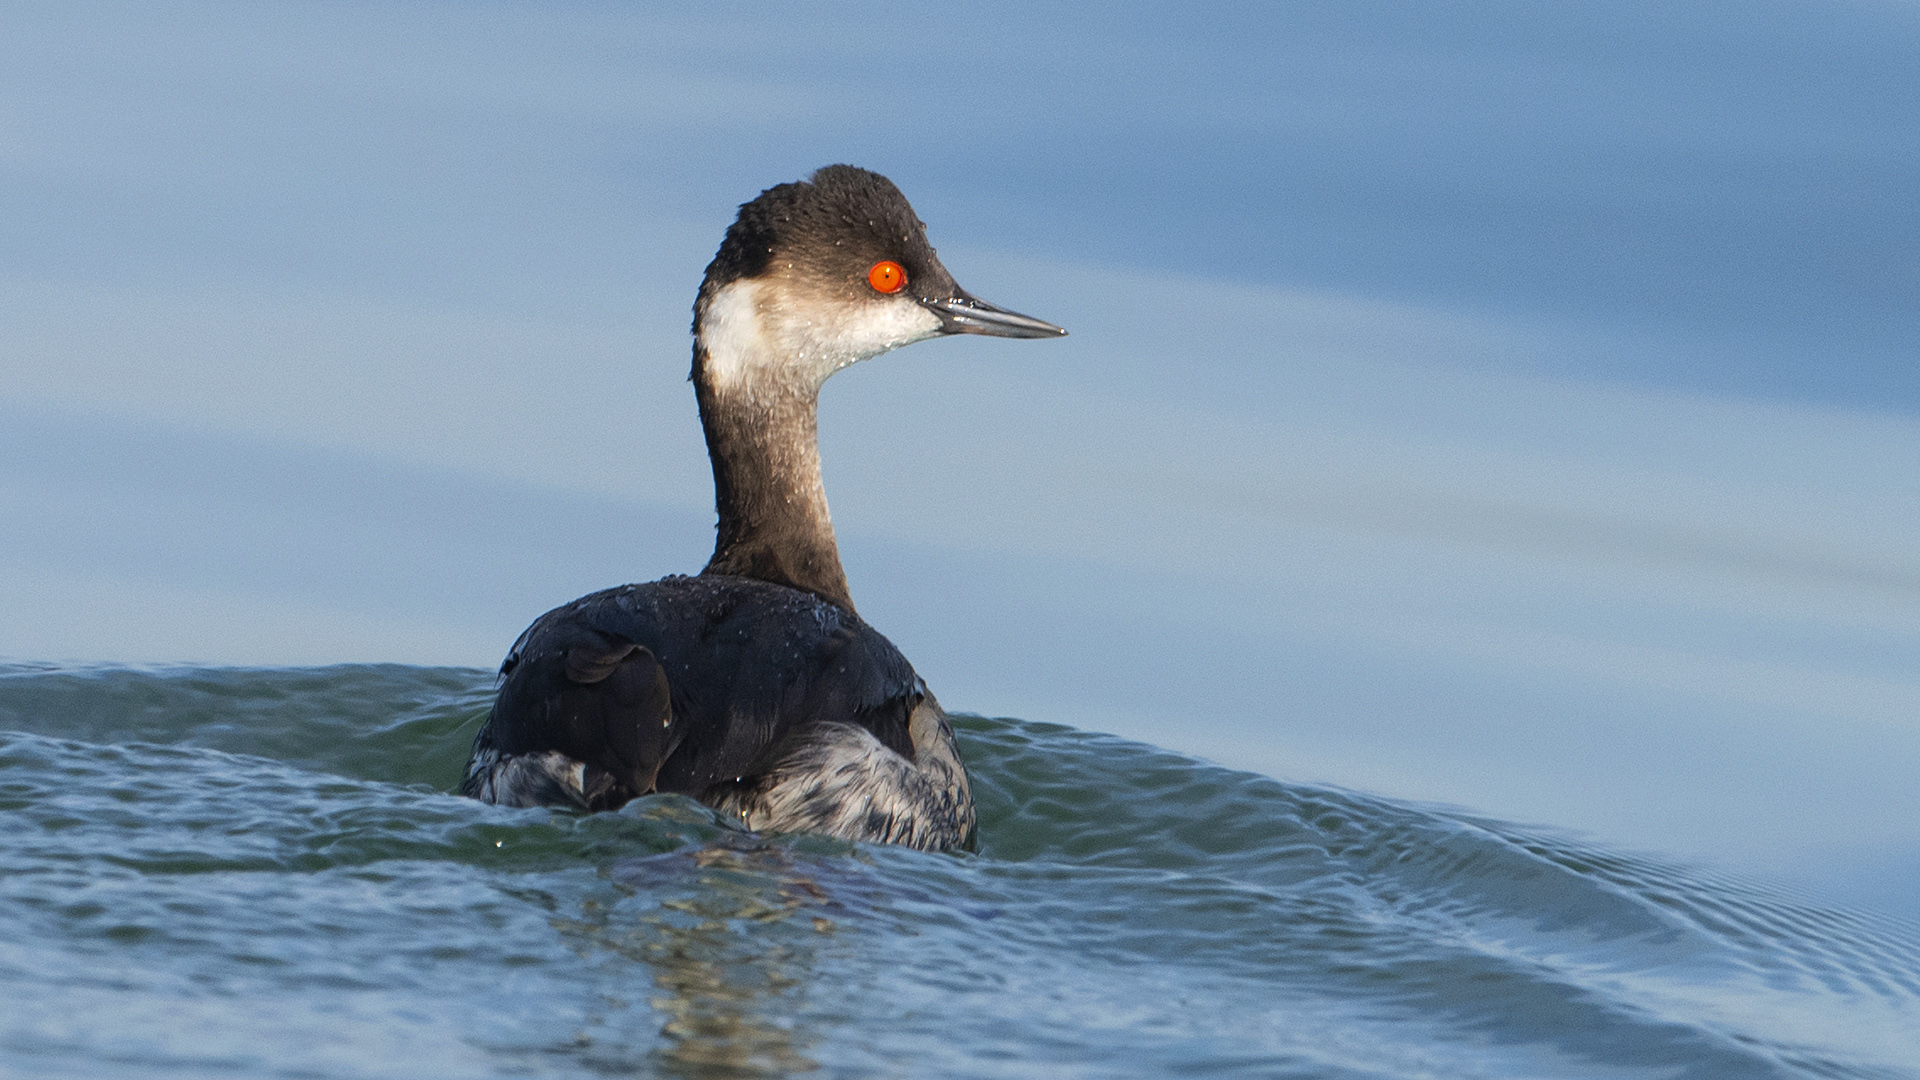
[867,260,906,294]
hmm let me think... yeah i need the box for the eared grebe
[460,165,1065,851]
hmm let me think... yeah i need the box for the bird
[460,165,1065,851]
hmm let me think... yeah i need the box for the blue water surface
[1,663,1915,1078]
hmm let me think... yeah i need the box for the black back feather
[488,575,921,802]
[487,623,677,797]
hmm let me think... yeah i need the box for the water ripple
[0,663,1915,1078]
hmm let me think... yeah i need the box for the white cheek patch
[700,279,781,393]
[826,296,943,366]
[699,277,944,393]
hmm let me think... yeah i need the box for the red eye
[867,260,906,294]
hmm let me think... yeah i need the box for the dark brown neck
[694,359,854,613]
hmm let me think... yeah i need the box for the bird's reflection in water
[552,831,855,1077]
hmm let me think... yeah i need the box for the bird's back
[465,574,974,849]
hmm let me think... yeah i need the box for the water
[1,664,1916,1079]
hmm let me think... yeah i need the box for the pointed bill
[920,292,1067,338]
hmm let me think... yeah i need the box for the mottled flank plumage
[462,747,625,812]
[461,165,1061,851]
[708,703,973,852]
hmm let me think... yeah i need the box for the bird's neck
[693,353,855,614]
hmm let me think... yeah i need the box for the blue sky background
[2,1,1917,914]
